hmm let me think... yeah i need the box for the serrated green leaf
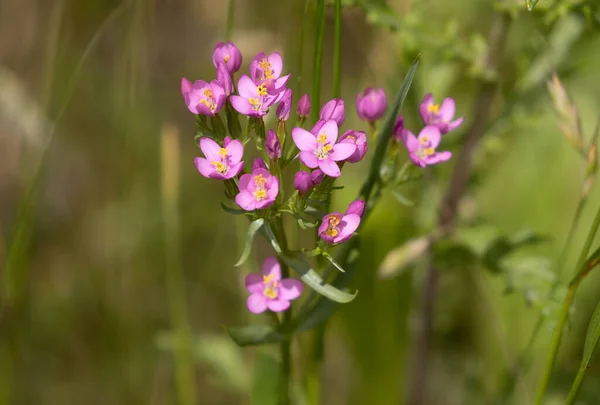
[566,298,600,404]
[235,219,264,267]
[225,324,285,347]
[221,202,248,215]
[282,255,357,303]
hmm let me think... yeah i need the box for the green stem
[333,0,342,98]
[311,0,326,124]
[296,0,311,98]
[306,323,326,405]
[565,368,586,405]
[275,217,292,405]
[225,0,235,41]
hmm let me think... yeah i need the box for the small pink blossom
[252,157,267,170]
[297,94,310,118]
[230,75,283,117]
[338,130,368,163]
[181,78,226,115]
[419,93,464,134]
[216,63,234,96]
[249,51,290,94]
[356,87,387,122]
[319,98,345,126]
[235,168,279,211]
[318,212,360,244]
[345,200,365,218]
[194,137,244,180]
[212,42,242,74]
[276,89,292,121]
[292,120,356,178]
[245,257,303,314]
[266,129,282,159]
[403,125,452,168]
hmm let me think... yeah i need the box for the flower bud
[345,199,365,218]
[266,129,282,159]
[356,87,387,122]
[392,116,407,143]
[212,41,242,74]
[252,157,267,170]
[319,98,345,126]
[294,171,313,195]
[297,94,311,118]
[276,89,292,121]
[216,63,234,96]
[339,130,368,163]
[310,169,324,186]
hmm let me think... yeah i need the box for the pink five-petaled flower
[212,42,242,74]
[194,137,244,179]
[230,75,283,117]
[245,257,303,314]
[181,78,226,116]
[356,87,387,122]
[235,168,279,211]
[249,52,290,93]
[403,125,452,168]
[292,120,356,178]
[419,93,464,134]
[318,211,360,244]
[319,98,345,126]
[338,130,368,163]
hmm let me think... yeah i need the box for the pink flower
[181,78,226,115]
[419,93,464,134]
[345,199,365,218]
[403,125,452,168]
[356,87,387,122]
[230,75,283,117]
[297,94,310,118]
[212,42,242,74]
[252,157,267,170]
[216,63,233,96]
[318,212,360,244]
[276,89,292,121]
[266,129,282,159]
[392,115,408,143]
[292,120,356,178]
[294,170,313,194]
[249,51,290,95]
[319,98,345,126]
[235,168,279,211]
[245,257,303,314]
[194,137,244,180]
[338,130,368,163]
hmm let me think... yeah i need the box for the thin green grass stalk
[226,0,235,41]
[333,0,342,98]
[296,0,311,98]
[534,206,600,405]
[310,0,326,124]
[161,125,197,405]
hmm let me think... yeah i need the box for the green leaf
[261,222,282,254]
[391,190,414,206]
[221,202,248,216]
[360,55,420,203]
[225,324,285,347]
[282,255,357,303]
[235,219,264,267]
[321,251,345,273]
[482,229,550,273]
[378,236,431,279]
[565,298,600,404]
[525,0,538,11]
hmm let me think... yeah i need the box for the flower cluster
[181,41,463,314]
[394,93,464,167]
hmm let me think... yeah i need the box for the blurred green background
[1,0,600,404]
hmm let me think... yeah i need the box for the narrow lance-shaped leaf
[221,202,249,216]
[260,222,282,254]
[225,324,285,347]
[282,255,357,303]
[565,297,600,404]
[235,218,264,266]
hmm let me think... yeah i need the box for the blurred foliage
[1,0,600,404]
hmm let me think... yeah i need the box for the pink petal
[263,257,282,280]
[194,157,216,178]
[446,117,464,132]
[238,173,252,191]
[334,213,360,243]
[235,190,257,211]
[226,139,244,163]
[299,151,319,168]
[292,128,317,151]
[271,74,290,93]
[181,77,192,96]
[199,137,221,161]
[267,299,290,312]
[267,176,279,200]
[229,96,253,115]
[279,279,303,300]
[247,293,268,314]
[317,216,330,236]
[418,126,441,148]
[330,143,356,161]
[403,130,419,152]
[268,52,283,78]
[237,75,258,99]
[318,159,341,178]
[245,273,264,293]
[419,93,434,123]
[226,161,244,178]
[320,120,339,145]
[439,97,456,122]
[426,151,452,165]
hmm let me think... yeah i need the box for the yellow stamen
[257,84,268,96]
[425,147,435,156]
[218,148,228,158]
[346,135,356,142]
[323,144,332,153]
[427,103,440,114]
[420,136,429,144]
[317,133,327,144]
[204,89,214,98]
[224,55,230,63]
[199,99,216,112]
[259,58,275,79]
[263,274,274,283]
[325,228,339,237]
[249,97,261,111]
[263,286,277,299]
[254,174,267,187]
[328,215,341,226]
[211,161,226,173]
[253,189,267,200]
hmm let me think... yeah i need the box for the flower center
[416,147,435,159]
[224,55,230,63]
[262,274,278,299]
[315,132,333,160]
[257,83,268,97]
[252,174,268,201]
[324,214,342,238]
[210,147,229,174]
[427,103,440,114]
[199,88,217,112]
[258,58,275,80]
[249,97,263,112]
